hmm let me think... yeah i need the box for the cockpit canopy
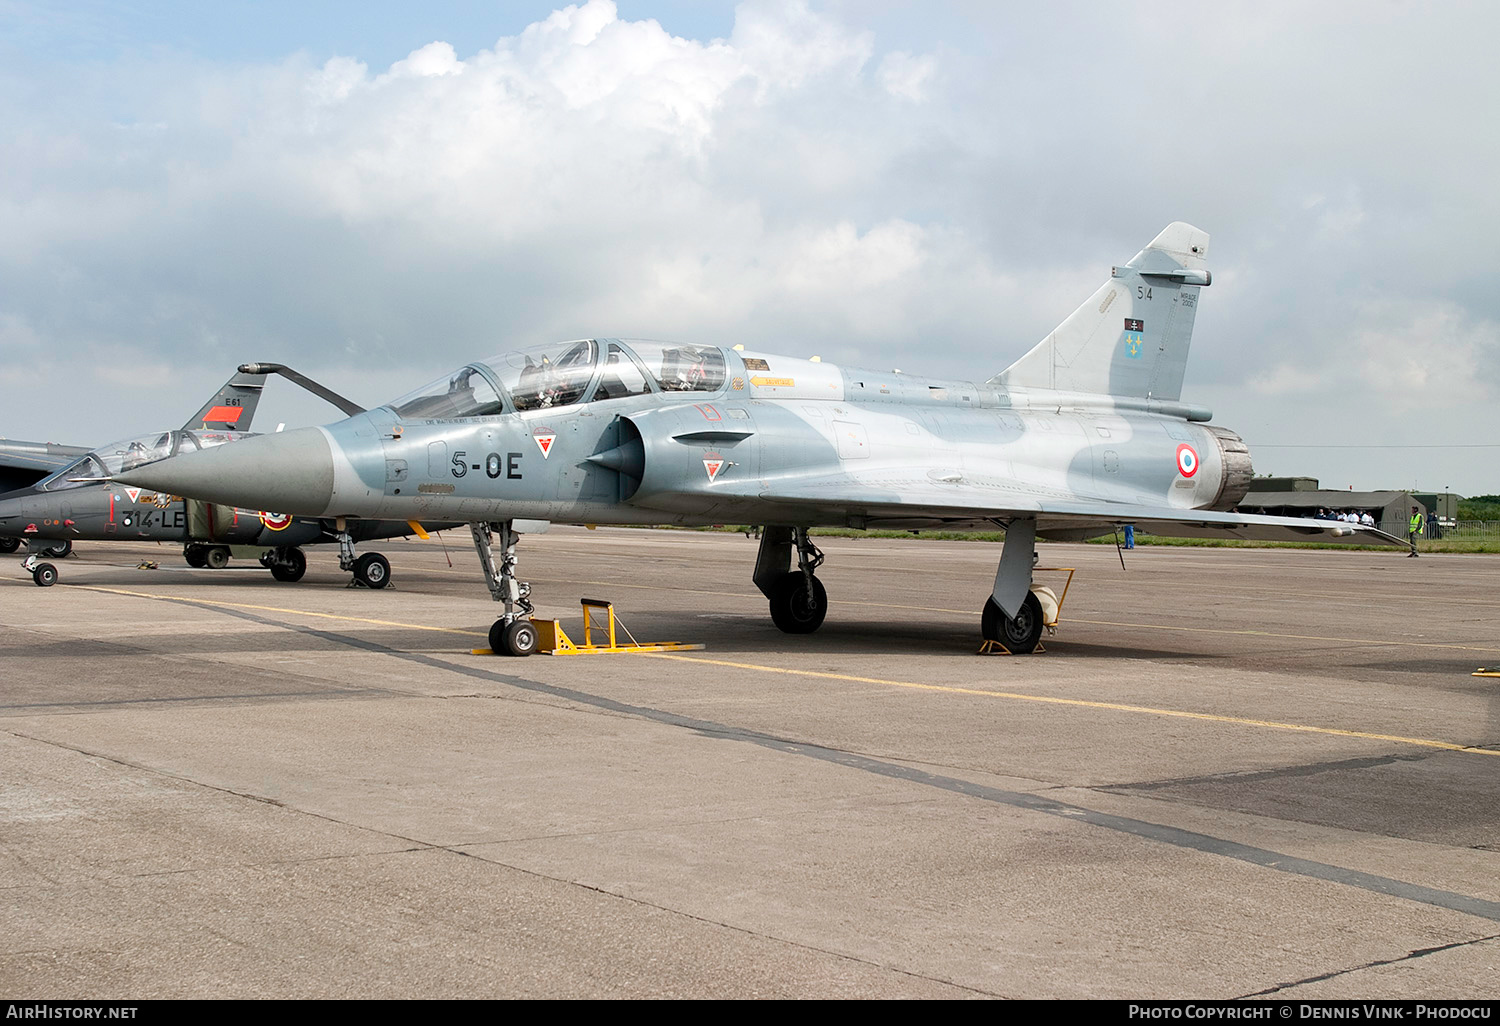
[387,339,728,420]
[38,429,246,491]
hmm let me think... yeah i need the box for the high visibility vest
[1410,512,1425,533]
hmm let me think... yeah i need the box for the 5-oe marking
[452,450,524,480]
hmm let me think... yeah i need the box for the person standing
[1124,524,1135,549]
[1407,505,1425,557]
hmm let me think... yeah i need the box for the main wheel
[205,546,231,569]
[184,544,208,568]
[490,618,538,657]
[981,592,1044,654]
[0,537,19,553]
[768,571,828,634]
[32,562,58,587]
[353,552,391,589]
[41,540,72,558]
[269,547,307,583]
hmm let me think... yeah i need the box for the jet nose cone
[116,427,336,516]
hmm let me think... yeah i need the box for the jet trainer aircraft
[2,365,451,587]
[0,371,266,561]
[117,223,1402,654]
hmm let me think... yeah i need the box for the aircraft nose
[115,427,336,516]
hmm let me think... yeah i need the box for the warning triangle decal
[534,434,556,459]
[124,487,141,503]
[703,458,724,482]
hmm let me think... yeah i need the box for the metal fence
[1430,520,1500,540]
[1374,519,1500,539]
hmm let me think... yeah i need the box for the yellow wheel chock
[532,598,706,656]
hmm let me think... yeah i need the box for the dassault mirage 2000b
[118,223,1403,654]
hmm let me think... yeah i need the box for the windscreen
[389,365,506,420]
[38,430,243,491]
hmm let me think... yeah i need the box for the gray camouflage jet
[117,223,1402,654]
[2,365,449,587]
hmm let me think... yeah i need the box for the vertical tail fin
[182,370,267,432]
[991,222,1211,401]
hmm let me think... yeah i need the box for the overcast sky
[2,0,1496,494]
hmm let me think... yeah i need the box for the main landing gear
[184,542,231,569]
[336,530,390,589]
[980,515,1043,654]
[261,546,308,583]
[471,519,544,656]
[755,526,830,634]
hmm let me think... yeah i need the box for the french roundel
[260,510,293,531]
[1176,444,1199,478]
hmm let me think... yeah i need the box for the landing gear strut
[757,526,829,634]
[336,529,390,589]
[471,520,540,656]
[20,543,59,586]
[981,515,1043,654]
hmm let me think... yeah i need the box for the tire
[489,617,538,657]
[768,571,828,634]
[184,544,208,568]
[269,548,307,583]
[33,563,58,587]
[41,540,72,558]
[205,546,231,569]
[353,552,390,589]
[981,592,1044,654]
[502,618,538,657]
[0,537,19,554]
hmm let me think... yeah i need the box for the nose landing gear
[335,530,391,589]
[471,520,546,656]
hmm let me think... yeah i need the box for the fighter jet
[117,223,1403,654]
[0,370,267,562]
[2,365,450,587]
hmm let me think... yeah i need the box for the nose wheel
[489,617,539,657]
[335,528,392,589]
[353,552,390,589]
[20,551,58,586]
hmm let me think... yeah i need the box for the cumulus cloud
[1,0,1498,488]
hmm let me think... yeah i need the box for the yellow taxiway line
[74,585,486,638]
[647,653,1500,758]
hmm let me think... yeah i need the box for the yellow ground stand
[534,598,706,656]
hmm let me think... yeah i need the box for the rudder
[182,369,267,432]
[992,222,1211,401]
